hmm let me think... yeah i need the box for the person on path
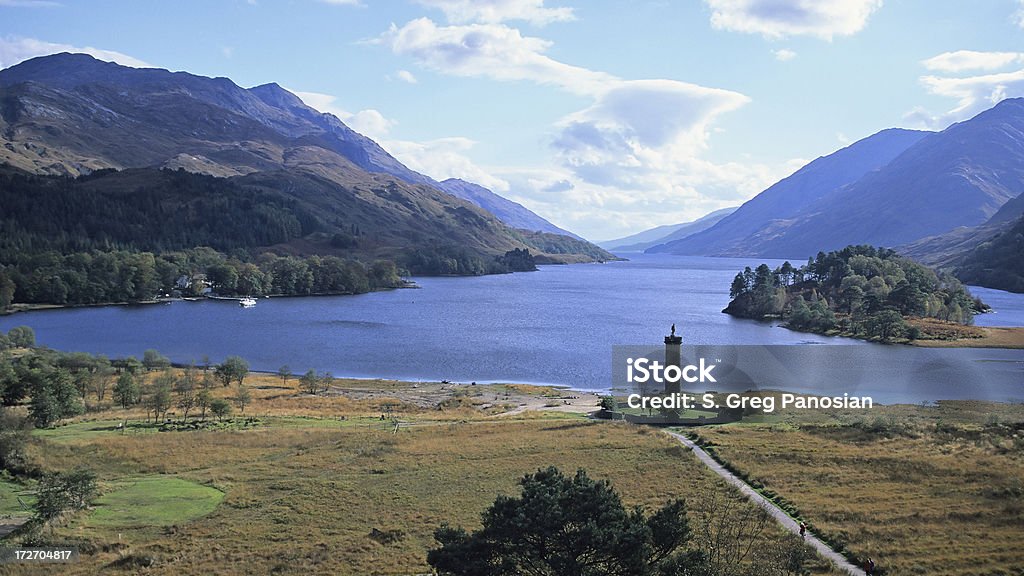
[799,521,807,538]
[865,557,875,575]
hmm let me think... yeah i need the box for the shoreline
[0,282,419,317]
[909,326,1024,349]
[759,315,1024,350]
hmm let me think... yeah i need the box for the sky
[2,0,1024,241]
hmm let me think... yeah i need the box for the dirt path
[665,431,863,576]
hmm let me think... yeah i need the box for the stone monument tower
[664,323,682,394]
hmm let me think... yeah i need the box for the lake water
[1,254,1021,403]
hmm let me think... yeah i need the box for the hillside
[600,207,736,252]
[0,53,604,261]
[953,216,1024,293]
[656,99,1024,263]
[436,178,576,237]
[649,128,930,256]
[899,191,1024,266]
[743,100,1024,258]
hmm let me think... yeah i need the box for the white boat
[239,297,257,308]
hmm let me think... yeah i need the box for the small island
[723,245,1006,345]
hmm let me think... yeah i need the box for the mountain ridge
[0,53,579,242]
[599,207,736,251]
[648,127,932,257]
[0,53,612,268]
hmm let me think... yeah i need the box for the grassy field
[687,400,1024,575]
[9,418,834,575]
[0,372,837,575]
[6,369,1022,575]
[86,476,224,528]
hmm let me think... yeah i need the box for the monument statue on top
[664,323,682,394]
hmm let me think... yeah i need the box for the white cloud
[0,36,151,69]
[907,49,1024,128]
[495,160,791,241]
[377,18,614,95]
[385,136,510,192]
[372,15,779,239]
[292,88,507,190]
[922,50,1024,73]
[395,69,418,83]
[915,69,1024,127]
[221,46,235,59]
[415,0,574,26]
[552,79,752,187]
[705,0,882,40]
[1016,0,1024,28]
[773,48,796,61]
[317,0,361,5]
[292,89,397,140]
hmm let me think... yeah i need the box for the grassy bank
[686,401,1024,575]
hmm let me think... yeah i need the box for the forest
[725,245,985,342]
[0,167,545,308]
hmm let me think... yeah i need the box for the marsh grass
[692,402,1024,576]
[12,417,840,575]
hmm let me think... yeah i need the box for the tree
[148,379,173,422]
[196,389,212,421]
[319,371,333,395]
[278,365,292,385]
[28,368,82,428]
[142,348,171,371]
[0,271,14,309]
[427,466,704,576]
[300,369,319,395]
[0,409,31,474]
[7,326,35,348]
[34,469,97,524]
[215,356,249,387]
[113,372,139,409]
[210,398,232,421]
[234,385,251,414]
[729,272,748,299]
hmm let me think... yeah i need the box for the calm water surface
[1,254,1021,403]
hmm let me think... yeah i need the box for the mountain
[899,190,1024,267]
[952,215,1024,293]
[0,53,610,266]
[751,100,1024,258]
[436,178,577,238]
[600,207,736,251]
[648,128,931,256]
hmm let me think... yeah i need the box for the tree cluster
[0,248,405,308]
[726,245,983,342]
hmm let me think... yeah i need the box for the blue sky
[3,0,1024,240]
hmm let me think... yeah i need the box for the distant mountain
[748,100,1024,258]
[600,207,736,251]
[0,53,610,265]
[900,191,1024,268]
[649,128,931,256]
[436,178,577,238]
[899,190,1024,291]
[952,215,1024,293]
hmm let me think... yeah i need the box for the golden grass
[911,325,1024,348]
[11,418,837,575]
[692,415,1024,576]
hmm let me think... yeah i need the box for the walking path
[665,431,863,576]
